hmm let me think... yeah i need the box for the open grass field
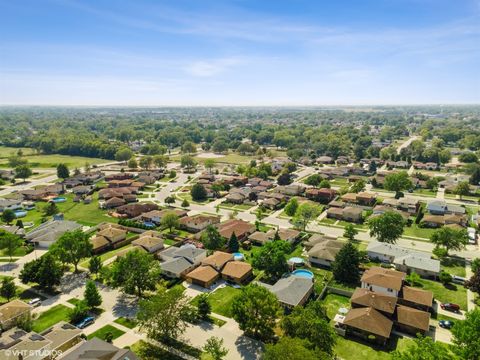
[0,146,37,158]
[32,304,71,332]
[403,223,436,239]
[87,324,125,341]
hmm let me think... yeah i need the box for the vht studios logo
[3,349,63,359]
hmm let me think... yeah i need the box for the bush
[68,301,89,324]
[439,271,452,285]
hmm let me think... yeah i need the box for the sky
[0,0,479,106]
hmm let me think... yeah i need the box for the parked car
[439,320,454,329]
[28,298,41,307]
[452,275,466,285]
[75,316,95,329]
[440,303,460,312]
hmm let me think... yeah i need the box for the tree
[139,156,153,169]
[181,198,190,208]
[439,271,452,285]
[430,227,469,256]
[1,209,15,224]
[181,141,197,154]
[231,284,281,341]
[20,253,64,292]
[391,335,454,360]
[304,174,322,187]
[454,181,470,199]
[110,249,161,297]
[200,225,225,251]
[0,277,16,301]
[169,170,177,178]
[471,258,480,273]
[277,173,292,185]
[56,163,70,179]
[161,212,179,233]
[181,155,197,169]
[153,155,168,169]
[284,197,299,217]
[115,147,133,162]
[281,301,336,356]
[42,202,59,217]
[191,183,207,201]
[204,159,216,174]
[228,233,239,253]
[263,337,326,360]
[137,286,195,342]
[127,158,138,169]
[451,309,480,360]
[8,155,27,168]
[84,280,102,309]
[465,267,480,297]
[368,211,406,244]
[50,229,92,272]
[15,165,32,182]
[164,196,176,205]
[203,337,229,360]
[332,242,361,285]
[469,165,480,185]
[406,271,421,286]
[69,300,89,324]
[88,256,102,275]
[350,179,366,193]
[343,223,358,242]
[197,294,211,320]
[0,230,23,262]
[252,240,291,280]
[384,171,412,197]
[292,203,322,231]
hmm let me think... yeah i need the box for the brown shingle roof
[0,300,31,323]
[401,286,433,308]
[351,288,397,314]
[361,267,405,291]
[343,307,393,338]
[396,305,430,332]
[221,261,252,279]
[186,265,219,283]
[202,251,233,270]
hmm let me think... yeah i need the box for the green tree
[181,155,197,169]
[368,211,406,244]
[15,165,32,182]
[203,337,229,360]
[252,240,291,280]
[69,300,89,324]
[430,227,469,256]
[88,256,102,275]
[0,277,16,301]
[464,267,480,297]
[127,158,138,169]
[115,147,133,162]
[137,286,195,342]
[384,171,412,197]
[471,258,480,273]
[332,242,361,285]
[391,335,454,360]
[50,229,92,272]
[56,163,70,179]
[451,309,480,360]
[454,181,470,199]
[197,294,211,320]
[0,230,23,262]
[263,337,326,360]
[42,202,59,216]
[139,156,153,169]
[200,225,225,251]
[231,284,281,341]
[84,280,102,309]
[161,212,179,233]
[1,209,16,224]
[164,196,176,205]
[343,223,358,242]
[110,249,161,297]
[228,233,239,253]
[204,159,216,174]
[304,174,322,187]
[153,155,168,169]
[284,198,299,217]
[181,198,190,208]
[19,253,64,292]
[181,141,197,154]
[191,183,208,201]
[406,271,421,286]
[293,203,322,231]
[169,170,177,178]
[350,179,366,193]
[319,179,331,189]
[439,271,452,285]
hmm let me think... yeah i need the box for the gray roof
[160,257,193,275]
[0,199,22,207]
[159,245,206,264]
[262,276,313,307]
[367,241,429,259]
[60,338,138,360]
[393,254,441,274]
[447,204,466,214]
[25,220,82,244]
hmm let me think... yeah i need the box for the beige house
[0,300,32,331]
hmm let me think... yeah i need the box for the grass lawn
[67,298,82,306]
[87,324,125,341]
[335,336,414,360]
[0,146,37,158]
[441,257,466,277]
[170,152,253,165]
[321,293,350,319]
[195,286,241,318]
[32,304,71,332]
[403,224,436,239]
[0,286,40,304]
[80,243,133,268]
[0,152,109,169]
[412,189,437,197]
[130,341,184,360]
[418,279,468,310]
[114,317,138,329]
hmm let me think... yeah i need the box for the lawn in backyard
[87,324,125,341]
[320,293,350,319]
[335,336,414,360]
[130,341,185,360]
[32,304,71,332]
[194,286,241,318]
[403,223,436,239]
[418,279,468,310]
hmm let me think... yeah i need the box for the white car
[28,298,42,307]
[467,227,477,244]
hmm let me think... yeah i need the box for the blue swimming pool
[14,210,27,218]
[51,197,66,203]
[233,252,245,261]
[292,269,314,279]
[144,221,156,228]
[288,257,304,265]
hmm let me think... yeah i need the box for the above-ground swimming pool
[233,252,245,261]
[14,210,27,218]
[143,221,156,228]
[291,269,314,279]
[288,257,304,265]
[51,197,66,203]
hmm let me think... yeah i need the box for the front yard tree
[56,163,70,179]
[88,256,102,275]
[181,198,190,208]
[200,225,225,251]
[0,277,16,301]
[263,337,326,360]
[343,223,358,242]
[384,171,412,197]
[20,253,64,292]
[161,212,179,233]
[277,173,292,185]
[69,301,89,324]
[84,280,102,309]
[191,183,207,201]
[42,202,59,216]
[293,203,322,231]
[15,164,32,183]
[451,309,480,360]
[252,240,290,280]
[115,147,133,163]
[110,249,161,297]
[181,141,197,154]
[0,230,23,262]
[50,229,92,272]
[153,155,168,169]
[181,155,197,170]
[284,197,298,216]
[139,156,153,169]
[204,158,216,174]
[1,209,15,224]
[231,284,281,341]
[203,337,229,360]
[332,242,361,285]
[228,232,239,252]
[137,286,195,342]
[430,227,469,256]
[368,211,406,244]
[464,267,480,297]
[391,335,453,360]
[127,158,138,169]
[454,181,470,199]
[197,294,211,320]
[304,174,322,187]
[350,179,366,193]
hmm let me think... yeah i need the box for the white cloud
[184,57,244,77]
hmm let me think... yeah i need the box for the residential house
[0,300,32,331]
[58,337,139,360]
[216,219,256,241]
[307,239,344,268]
[90,225,128,254]
[317,156,334,164]
[221,261,253,284]
[262,197,281,210]
[395,305,430,336]
[40,321,83,356]
[274,184,305,196]
[0,199,23,212]
[25,220,82,248]
[159,245,207,279]
[260,275,314,308]
[351,288,397,316]
[356,192,377,206]
[399,286,433,312]
[132,235,164,255]
[303,233,338,250]
[341,307,393,345]
[103,197,126,209]
[305,188,336,203]
[116,203,158,218]
[361,267,406,297]
[248,228,301,245]
[139,209,187,225]
[179,214,221,233]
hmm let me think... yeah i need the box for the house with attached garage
[259,275,314,309]
[159,245,207,279]
[0,198,23,212]
[25,219,82,248]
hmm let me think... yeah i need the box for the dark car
[439,320,454,329]
[75,316,94,329]
[440,303,460,312]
